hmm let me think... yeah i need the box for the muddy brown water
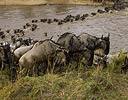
[0,5,128,55]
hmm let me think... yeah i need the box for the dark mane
[40,39,65,48]
[58,32,75,39]
[78,32,98,39]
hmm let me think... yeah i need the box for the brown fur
[18,39,68,78]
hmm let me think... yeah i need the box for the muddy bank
[0,0,113,5]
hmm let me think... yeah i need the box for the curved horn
[108,33,110,38]
[101,35,103,38]
[50,36,53,40]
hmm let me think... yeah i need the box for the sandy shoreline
[0,0,113,5]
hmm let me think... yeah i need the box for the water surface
[0,5,128,54]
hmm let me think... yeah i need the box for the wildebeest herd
[0,1,127,80]
[0,32,110,79]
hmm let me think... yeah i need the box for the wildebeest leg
[75,61,79,71]
[1,62,4,71]
[9,57,15,81]
[18,64,27,79]
[37,63,48,76]
[47,57,53,73]
[121,66,128,74]
[87,50,94,66]
[121,56,128,74]
[53,57,64,73]
[103,59,107,69]
[17,68,25,79]
[11,66,18,81]
[32,63,38,77]
[121,67,126,74]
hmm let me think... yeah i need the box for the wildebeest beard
[104,41,110,55]
[102,37,110,55]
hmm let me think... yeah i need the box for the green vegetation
[0,52,128,100]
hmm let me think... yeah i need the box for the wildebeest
[57,32,94,66]
[0,43,17,81]
[100,34,110,55]
[31,24,38,31]
[97,9,105,13]
[77,33,110,67]
[57,32,86,53]
[104,6,114,12]
[10,37,34,52]
[18,39,69,77]
[121,56,128,74]
[10,38,24,52]
[14,44,34,63]
[0,43,13,71]
[77,33,110,55]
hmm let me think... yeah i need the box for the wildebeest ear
[101,35,103,39]
[108,33,110,38]
[33,42,39,48]
[56,48,62,53]
[64,49,69,54]
[96,37,99,40]
[50,36,53,40]
[59,46,65,50]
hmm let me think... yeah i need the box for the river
[0,5,128,55]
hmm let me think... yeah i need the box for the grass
[0,52,128,100]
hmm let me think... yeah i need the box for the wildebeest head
[0,44,11,64]
[54,47,69,66]
[100,34,110,55]
[15,38,23,48]
[91,34,110,55]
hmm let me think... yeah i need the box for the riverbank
[0,52,128,100]
[0,0,113,5]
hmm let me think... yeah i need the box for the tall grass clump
[107,52,127,72]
